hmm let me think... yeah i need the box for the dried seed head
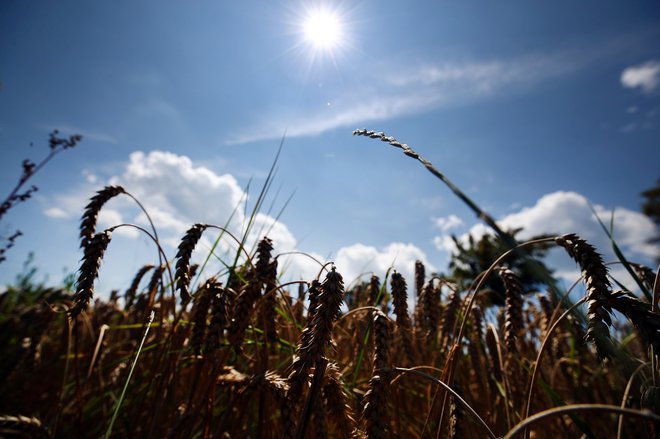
[497,266,524,353]
[227,276,262,352]
[367,275,381,307]
[175,224,208,302]
[79,185,125,249]
[205,282,229,352]
[288,268,345,402]
[0,415,49,439]
[610,290,660,354]
[323,363,356,438]
[556,233,615,358]
[630,263,657,294]
[70,230,112,318]
[441,290,462,345]
[372,310,390,371]
[414,260,425,299]
[254,238,278,340]
[363,310,391,439]
[124,264,155,309]
[255,237,274,280]
[306,280,322,324]
[190,279,215,355]
[390,271,414,364]
[448,382,463,439]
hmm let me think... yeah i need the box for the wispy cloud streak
[229,51,583,144]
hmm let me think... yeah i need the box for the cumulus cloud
[335,242,436,287]
[434,214,463,232]
[102,151,309,275]
[44,207,69,219]
[97,209,140,238]
[621,60,660,93]
[435,191,659,289]
[112,150,245,232]
[45,149,434,288]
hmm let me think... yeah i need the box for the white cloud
[44,207,69,219]
[113,151,245,231]
[83,169,98,184]
[97,208,140,238]
[434,214,463,232]
[335,242,436,287]
[97,150,438,287]
[435,191,659,290]
[229,52,584,144]
[621,60,660,93]
[71,150,325,282]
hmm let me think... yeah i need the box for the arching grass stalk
[191,186,246,290]
[589,202,652,301]
[351,268,393,387]
[392,367,498,439]
[51,315,74,438]
[617,362,650,439]
[227,134,285,288]
[353,128,563,302]
[522,297,586,439]
[110,224,177,298]
[353,128,516,248]
[503,404,660,439]
[432,237,556,435]
[104,310,155,439]
[449,237,557,367]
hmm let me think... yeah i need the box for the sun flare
[302,8,342,50]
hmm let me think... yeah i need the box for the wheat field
[1,130,659,438]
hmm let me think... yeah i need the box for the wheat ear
[227,237,273,351]
[190,279,214,355]
[322,362,357,438]
[390,271,415,365]
[362,310,391,439]
[204,281,228,352]
[0,415,49,439]
[288,270,344,397]
[79,185,125,249]
[175,224,208,302]
[124,264,155,309]
[497,267,524,353]
[70,230,112,318]
[555,233,616,359]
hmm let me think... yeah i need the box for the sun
[302,8,343,51]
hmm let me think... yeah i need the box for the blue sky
[1,0,659,293]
